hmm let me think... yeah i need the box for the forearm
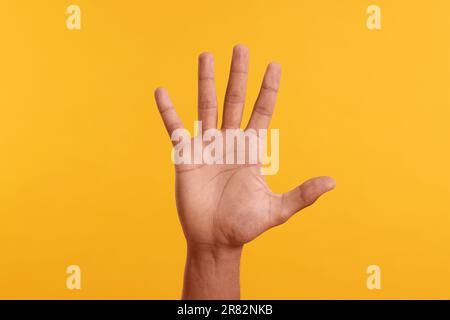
[182,243,243,300]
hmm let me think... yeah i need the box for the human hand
[154,45,335,299]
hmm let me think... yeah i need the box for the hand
[154,45,335,299]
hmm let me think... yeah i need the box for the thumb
[275,176,336,224]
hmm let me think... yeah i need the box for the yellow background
[1,0,449,299]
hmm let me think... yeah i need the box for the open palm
[154,45,335,249]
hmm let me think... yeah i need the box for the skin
[154,44,336,299]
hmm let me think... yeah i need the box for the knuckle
[198,99,217,110]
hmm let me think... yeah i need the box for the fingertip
[154,86,167,99]
[309,176,336,192]
[267,62,281,74]
[233,44,249,56]
[322,176,336,190]
[198,51,214,63]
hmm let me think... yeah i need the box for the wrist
[182,242,243,300]
[186,242,243,262]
